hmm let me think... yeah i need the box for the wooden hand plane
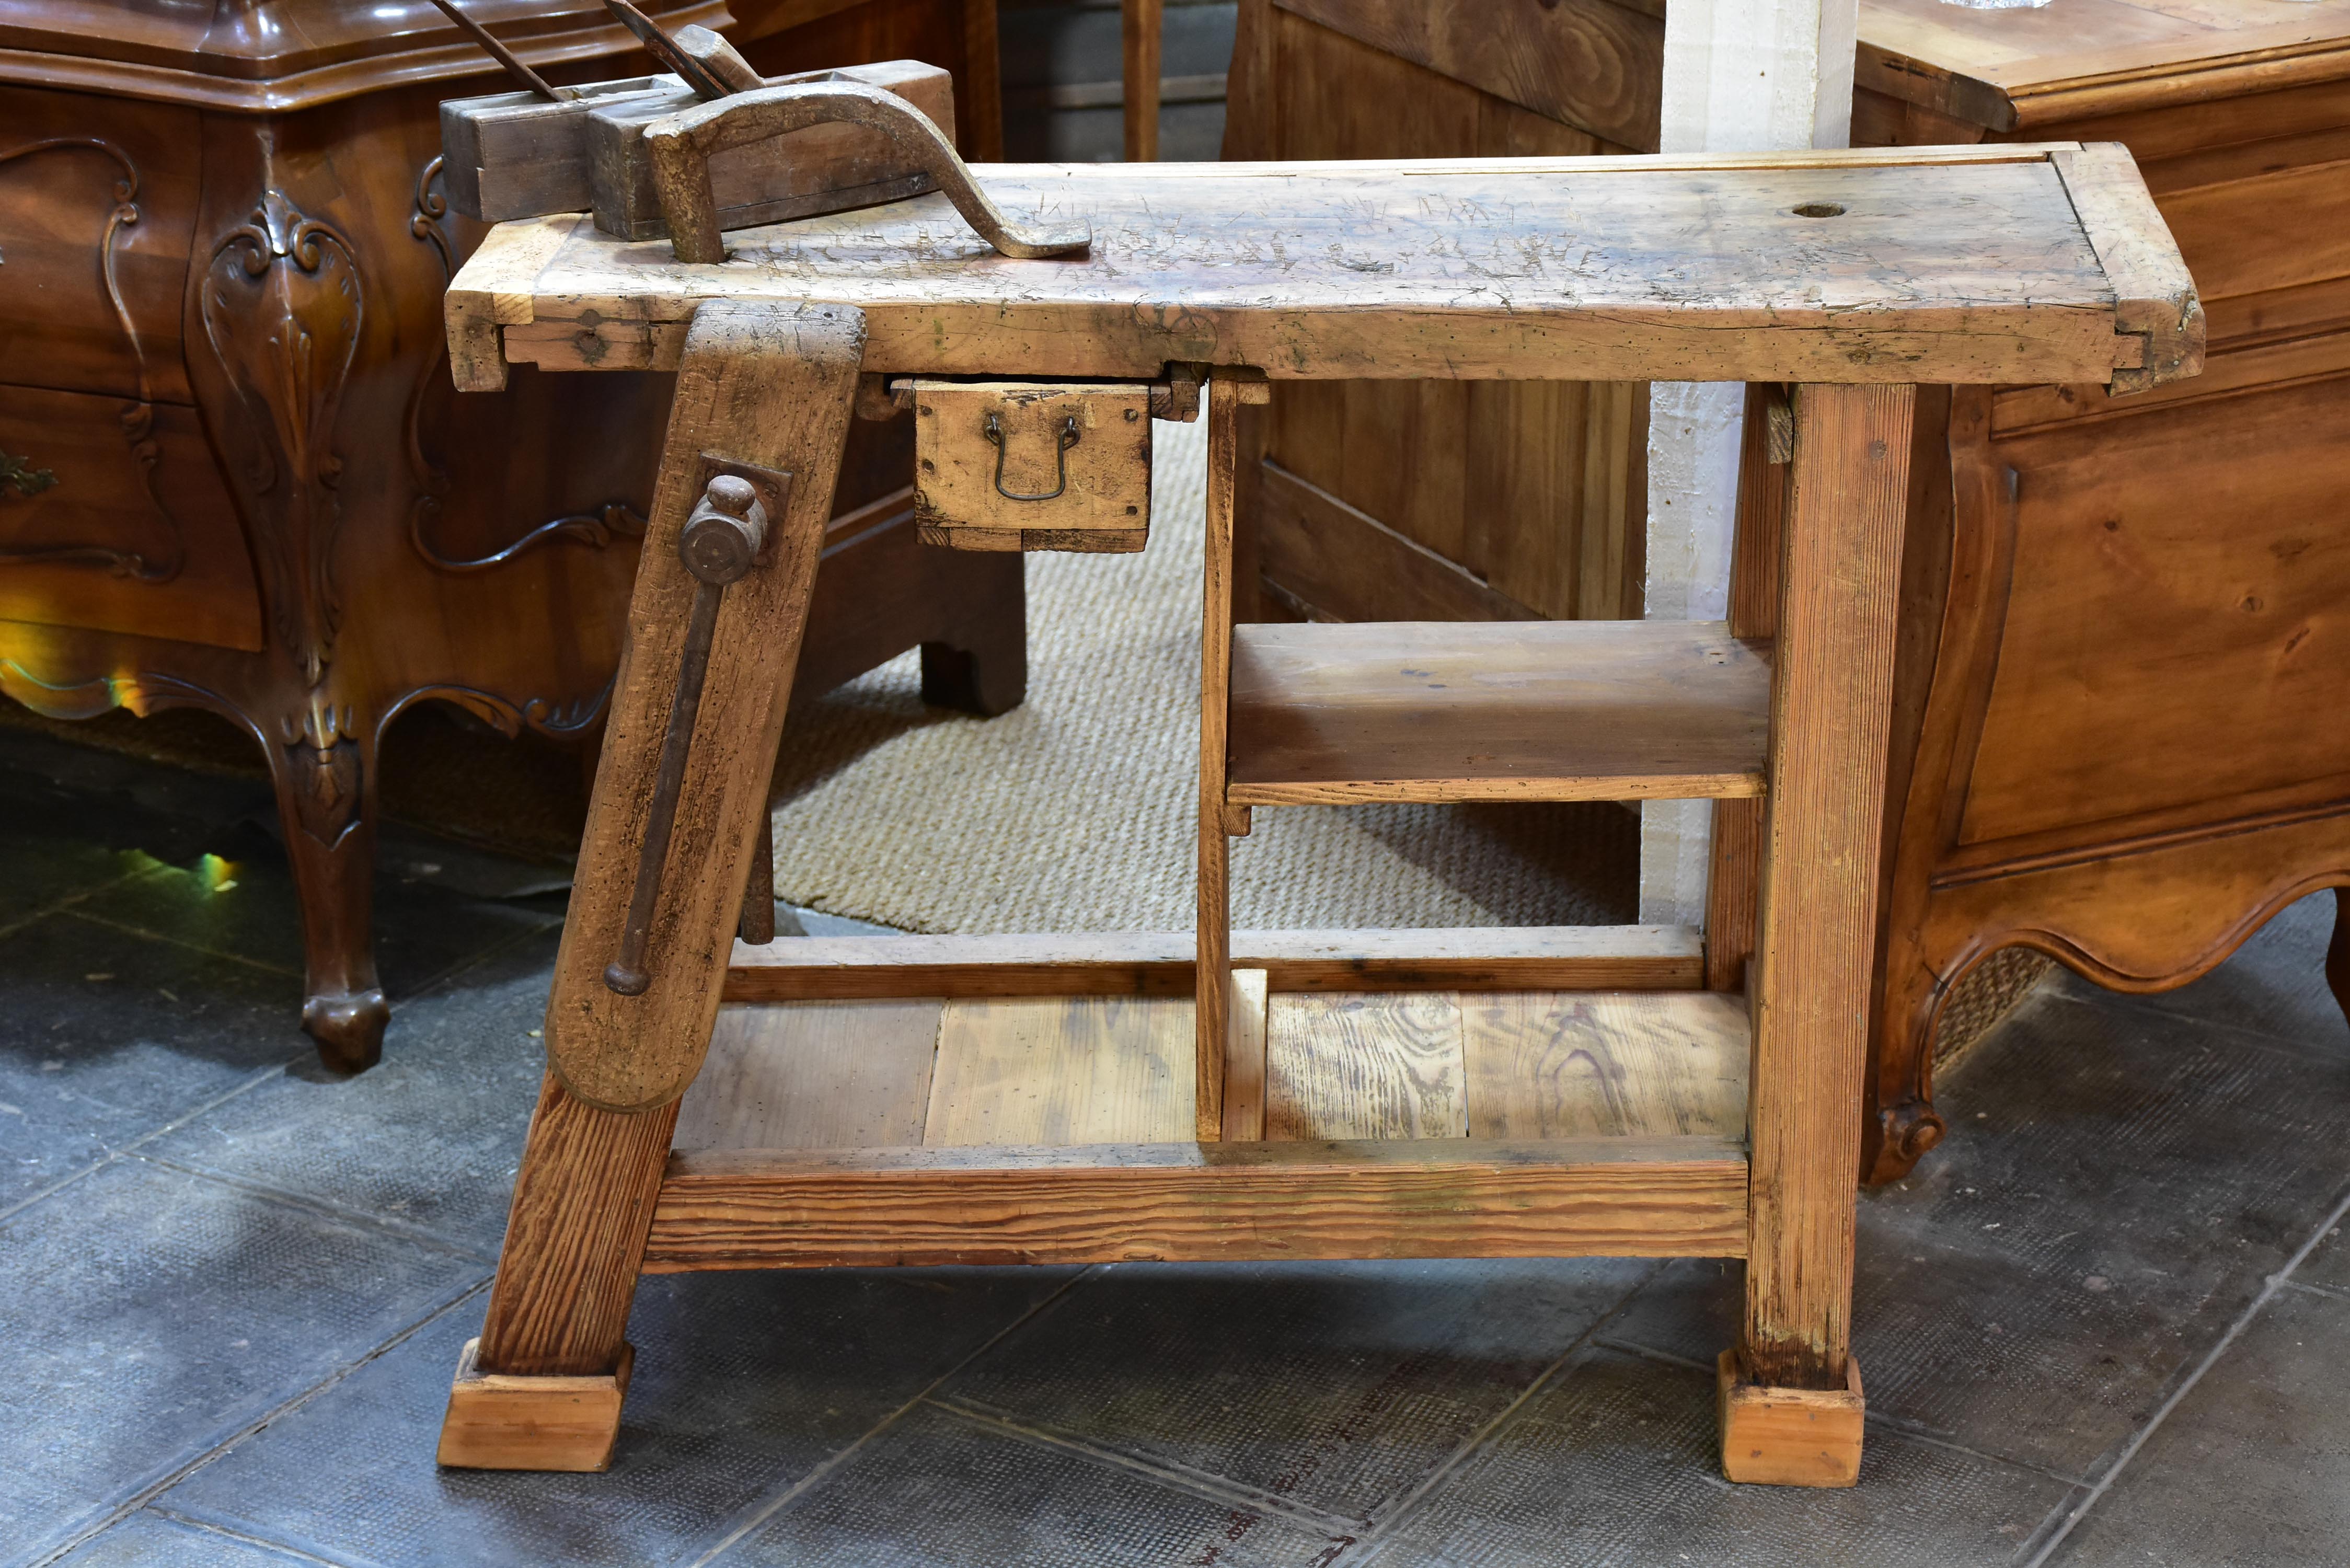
[440,47,957,242]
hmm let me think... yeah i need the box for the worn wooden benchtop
[446,143,2202,393]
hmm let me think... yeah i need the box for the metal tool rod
[603,0,732,100]
[603,578,722,996]
[427,0,565,101]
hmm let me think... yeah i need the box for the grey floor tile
[713,1401,1351,1567]
[72,824,557,1001]
[2052,1283,2350,1568]
[2050,890,2350,1057]
[51,1510,326,1568]
[0,826,148,931]
[0,915,304,1208]
[0,1159,485,1568]
[161,1266,1077,1568]
[2297,1213,2350,1296]
[140,931,560,1255]
[941,1256,1652,1528]
[1609,985,2350,1481]
[1363,1346,2078,1568]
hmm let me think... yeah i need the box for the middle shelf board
[1225,619,1772,805]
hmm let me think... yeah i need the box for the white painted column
[1638,0,1860,927]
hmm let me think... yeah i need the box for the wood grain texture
[642,1137,1752,1267]
[1742,384,1917,1391]
[1123,0,1162,161]
[1718,1350,1865,1488]
[476,1074,682,1377]
[1706,383,1793,993]
[1462,991,1748,1140]
[2050,143,2205,391]
[1855,0,2350,130]
[672,1000,941,1149]
[1266,992,1467,1140]
[453,151,2188,391]
[1223,968,1270,1141]
[1226,619,1771,804]
[723,926,1706,998]
[926,996,1195,1145]
[544,301,863,1114]
[913,379,1153,536]
[1252,458,1545,623]
[437,1338,633,1472]
[1197,376,1246,1139]
[1274,0,1664,149]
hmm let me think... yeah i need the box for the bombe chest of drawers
[426,110,2198,1485]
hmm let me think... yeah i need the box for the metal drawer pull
[984,411,1080,502]
[605,472,772,996]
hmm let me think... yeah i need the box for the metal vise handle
[604,473,770,997]
[641,81,1093,265]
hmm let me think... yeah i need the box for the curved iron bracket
[642,82,1092,265]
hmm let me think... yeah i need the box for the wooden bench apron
[433,138,2199,1483]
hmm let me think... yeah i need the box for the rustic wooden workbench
[436,143,2198,1485]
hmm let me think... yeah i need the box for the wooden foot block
[1717,1348,1864,1487]
[436,1337,634,1471]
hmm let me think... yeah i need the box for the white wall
[1638,0,1859,927]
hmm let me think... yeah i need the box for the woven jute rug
[765,416,1640,934]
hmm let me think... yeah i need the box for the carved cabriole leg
[263,696,388,1071]
[443,301,862,1469]
[1727,383,1916,1488]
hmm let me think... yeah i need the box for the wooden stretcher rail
[722,925,1706,999]
[447,144,2200,393]
[641,1136,1752,1269]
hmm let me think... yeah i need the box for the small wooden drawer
[912,381,1152,553]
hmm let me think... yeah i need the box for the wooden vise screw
[604,472,786,996]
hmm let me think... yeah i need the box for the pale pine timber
[1463,991,1749,1140]
[1224,969,1271,1140]
[672,1000,942,1150]
[926,995,1196,1145]
[641,1136,1752,1269]
[448,149,2197,394]
[543,302,865,1115]
[437,1338,634,1472]
[1226,619,1771,805]
[1741,383,1917,1393]
[1718,1350,1865,1487]
[722,926,1706,999]
[1264,991,1468,1140]
[1196,375,1246,1140]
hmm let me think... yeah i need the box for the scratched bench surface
[447,144,2202,391]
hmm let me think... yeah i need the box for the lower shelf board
[658,979,1754,1269]
[641,1137,1752,1270]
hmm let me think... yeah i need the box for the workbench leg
[1726,382,1915,1488]
[1195,376,1247,1141]
[440,302,865,1470]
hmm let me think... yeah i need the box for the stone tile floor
[4,728,2347,1567]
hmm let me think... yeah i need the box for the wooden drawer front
[2155,157,2350,309]
[913,381,1151,553]
[0,85,202,405]
[0,384,264,651]
[1956,364,2350,849]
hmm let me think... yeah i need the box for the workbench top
[448,144,2201,392]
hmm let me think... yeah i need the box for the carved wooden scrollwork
[402,154,651,577]
[0,136,182,581]
[202,188,363,688]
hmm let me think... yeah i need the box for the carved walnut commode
[0,0,1021,1070]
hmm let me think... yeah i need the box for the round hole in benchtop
[1791,202,1847,218]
